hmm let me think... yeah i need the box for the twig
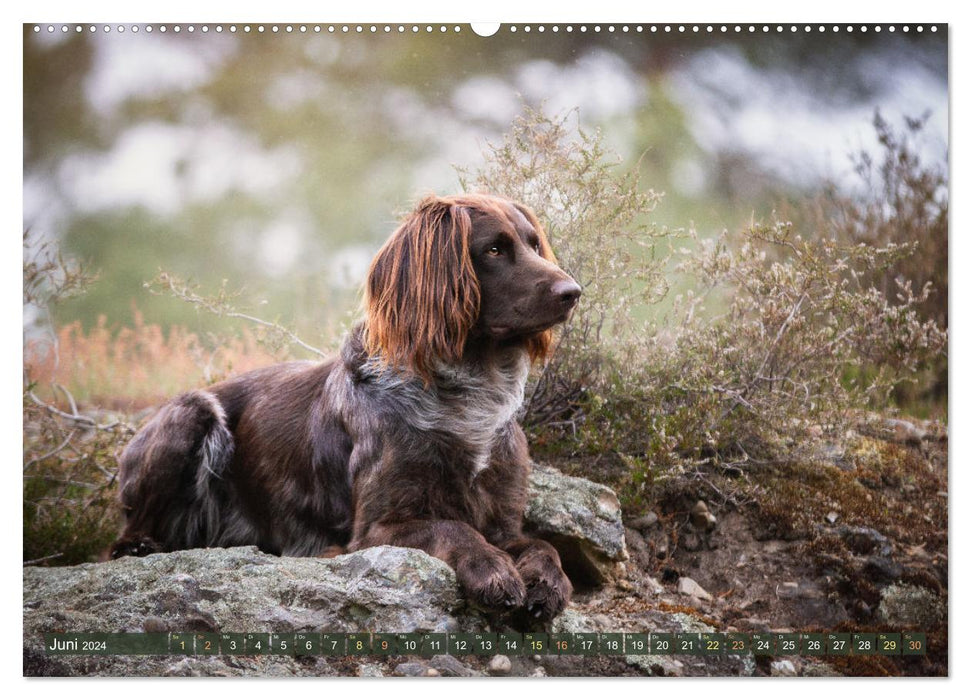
[23,429,77,472]
[24,553,64,566]
[27,390,128,432]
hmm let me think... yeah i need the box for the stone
[23,546,475,677]
[429,654,478,677]
[486,654,512,675]
[393,661,428,677]
[676,577,713,602]
[629,512,659,531]
[770,660,797,677]
[884,419,927,445]
[525,463,629,584]
[690,501,717,531]
[837,525,892,557]
[877,584,945,628]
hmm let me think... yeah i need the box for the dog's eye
[487,245,503,257]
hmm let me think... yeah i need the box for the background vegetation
[23,25,947,565]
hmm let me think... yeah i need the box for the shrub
[461,108,947,493]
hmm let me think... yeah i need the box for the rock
[837,526,892,556]
[486,654,512,675]
[358,664,384,677]
[863,556,904,585]
[529,666,547,677]
[826,511,839,524]
[877,584,946,628]
[776,582,800,599]
[393,661,428,677]
[884,418,927,445]
[525,463,629,584]
[625,654,685,677]
[629,512,659,531]
[23,546,476,677]
[429,654,478,677]
[690,501,717,531]
[676,577,713,602]
[770,659,797,677]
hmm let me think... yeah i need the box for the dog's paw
[457,551,527,612]
[520,567,572,622]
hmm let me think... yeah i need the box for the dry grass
[25,310,287,410]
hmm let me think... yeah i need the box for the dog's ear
[512,202,556,364]
[364,196,480,380]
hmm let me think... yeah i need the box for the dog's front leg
[351,519,526,612]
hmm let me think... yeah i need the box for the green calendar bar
[43,633,169,655]
[39,630,927,657]
[318,633,342,655]
[726,633,750,655]
[600,633,624,655]
[775,633,800,656]
[550,633,574,655]
[271,633,295,655]
[574,632,599,655]
[903,632,927,656]
[169,632,193,655]
[372,634,397,655]
[700,633,726,655]
[347,633,371,655]
[396,633,423,655]
[420,633,446,657]
[827,633,852,656]
[498,632,523,656]
[675,633,702,656]
[449,633,476,656]
[524,632,549,655]
[625,633,650,655]
[650,633,674,655]
[474,633,498,655]
[801,633,825,656]
[751,633,773,656]
[878,633,901,656]
[220,633,245,654]
[853,633,877,655]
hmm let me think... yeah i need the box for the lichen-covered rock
[525,463,628,584]
[23,546,476,676]
[877,583,946,628]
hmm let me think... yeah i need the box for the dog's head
[364,193,581,379]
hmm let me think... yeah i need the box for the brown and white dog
[112,193,580,621]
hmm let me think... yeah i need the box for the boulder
[525,463,629,584]
[24,546,476,676]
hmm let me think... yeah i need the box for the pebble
[486,655,512,676]
[770,659,798,677]
[676,576,713,602]
[629,512,659,531]
[690,501,717,531]
[826,511,839,524]
[393,661,428,677]
[885,418,927,445]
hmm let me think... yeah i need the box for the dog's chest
[374,355,529,474]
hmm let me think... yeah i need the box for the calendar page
[22,14,949,681]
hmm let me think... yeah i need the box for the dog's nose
[552,279,582,307]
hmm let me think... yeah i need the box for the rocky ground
[23,418,947,677]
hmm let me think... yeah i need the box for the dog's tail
[112,391,234,557]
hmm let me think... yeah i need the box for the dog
[111,193,580,621]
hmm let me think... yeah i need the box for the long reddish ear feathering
[364,195,481,379]
[512,201,556,365]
